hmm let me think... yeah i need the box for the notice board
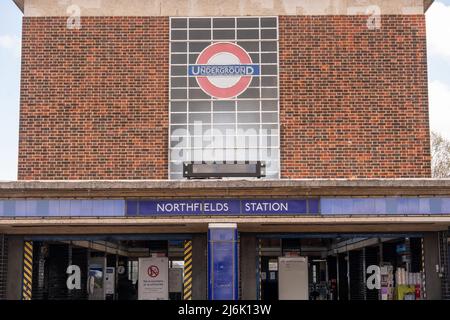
[278,257,309,300]
[169,268,183,293]
[138,257,169,300]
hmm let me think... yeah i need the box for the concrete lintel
[0,216,450,235]
[16,0,433,16]
[1,216,450,225]
[1,179,450,198]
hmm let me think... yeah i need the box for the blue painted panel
[309,199,319,214]
[127,200,138,216]
[60,200,71,216]
[1,197,450,217]
[48,200,61,216]
[70,200,82,216]
[2,200,16,216]
[15,200,27,217]
[430,198,443,214]
[374,198,387,214]
[92,200,105,216]
[80,200,94,216]
[397,198,409,215]
[36,200,50,216]
[210,242,235,300]
[407,198,420,214]
[386,198,398,214]
[353,198,374,214]
[443,198,450,213]
[103,200,125,216]
[0,199,126,217]
[320,197,450,215]
[208,227,238,301]
[319,199,333,215]
[419,198,431,214]
[209,228,236,241]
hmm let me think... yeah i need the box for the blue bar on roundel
[188,64,260,76]
[208,223,238,300]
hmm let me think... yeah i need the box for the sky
[0,1,450,180]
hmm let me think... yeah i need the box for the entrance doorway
[257,234,425,301]
[27,235,190,300]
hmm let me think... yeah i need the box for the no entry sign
[138,257,168,300]
[148,265,160,278]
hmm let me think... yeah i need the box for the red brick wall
[18,17,169,179]
[279,15,431,178]
[18,15,431,180]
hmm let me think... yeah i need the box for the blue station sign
[126,199,319,216]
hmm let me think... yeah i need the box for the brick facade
[18,17,169,179]
[279,15,431,178]
[18,15,431,180]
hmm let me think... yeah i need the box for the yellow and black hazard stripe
[183,240,193,300]
[258,239,262,300]
[22,241,33,300]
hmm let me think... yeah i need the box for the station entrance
[25,235,192,300]
[9,231,449,300]
[257,234,426,301]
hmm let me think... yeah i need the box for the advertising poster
[138,257,169,300]
[105,267,115,295]
[88,257,106,300]
[278,257,309,300]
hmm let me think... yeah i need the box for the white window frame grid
[168,16,281,180]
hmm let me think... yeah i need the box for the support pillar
[192,234,207,300]
[423,232,442,300]
[240,234,257,300]
[0,235,7,299]
[6,236,24,300]
[208,223,238,300]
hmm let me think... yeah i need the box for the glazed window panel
[213,30,236,40]
[189,18,211,28]
[237,17,260,28]
[213,18,235,28]
[171,42,187,52]
[169,17,280,179]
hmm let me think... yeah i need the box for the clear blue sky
[0,1,450,180]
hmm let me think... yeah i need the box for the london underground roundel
[188,42,260,99]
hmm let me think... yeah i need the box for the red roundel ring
[195,42,253,99]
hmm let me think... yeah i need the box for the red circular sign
[195,42,253,99]
[148,265,159,278]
